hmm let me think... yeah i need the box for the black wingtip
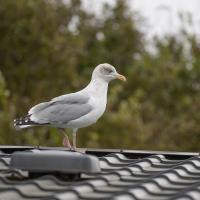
[14,115,35,129]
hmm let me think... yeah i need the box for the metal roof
[0,146,200,200]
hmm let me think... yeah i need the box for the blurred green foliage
[1,0,200,151]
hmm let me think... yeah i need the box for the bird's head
[92,63,126,83]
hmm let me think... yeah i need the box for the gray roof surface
[0,146,200,200]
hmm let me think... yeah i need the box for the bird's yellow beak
[116,73,127,81]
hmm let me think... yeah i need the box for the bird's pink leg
[58,128,71,148]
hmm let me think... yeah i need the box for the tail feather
[14,115,39,130]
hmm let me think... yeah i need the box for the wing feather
[29,92,93,125]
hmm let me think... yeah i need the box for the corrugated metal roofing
[0,146,200,200]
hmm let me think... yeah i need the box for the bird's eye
[104,68,113,74]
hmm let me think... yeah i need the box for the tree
[1,0,200,151]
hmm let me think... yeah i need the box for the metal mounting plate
[10,150,101,174]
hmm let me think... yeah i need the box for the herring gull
[14,63,126,150]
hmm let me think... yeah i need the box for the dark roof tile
[0,147,200,200]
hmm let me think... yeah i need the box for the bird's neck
[85,77,108,98]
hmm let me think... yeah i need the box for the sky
[82,0,200,39]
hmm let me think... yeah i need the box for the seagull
[14,63,126,150]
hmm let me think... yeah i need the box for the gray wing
[28,102,50,115]
[29,92,93,125]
